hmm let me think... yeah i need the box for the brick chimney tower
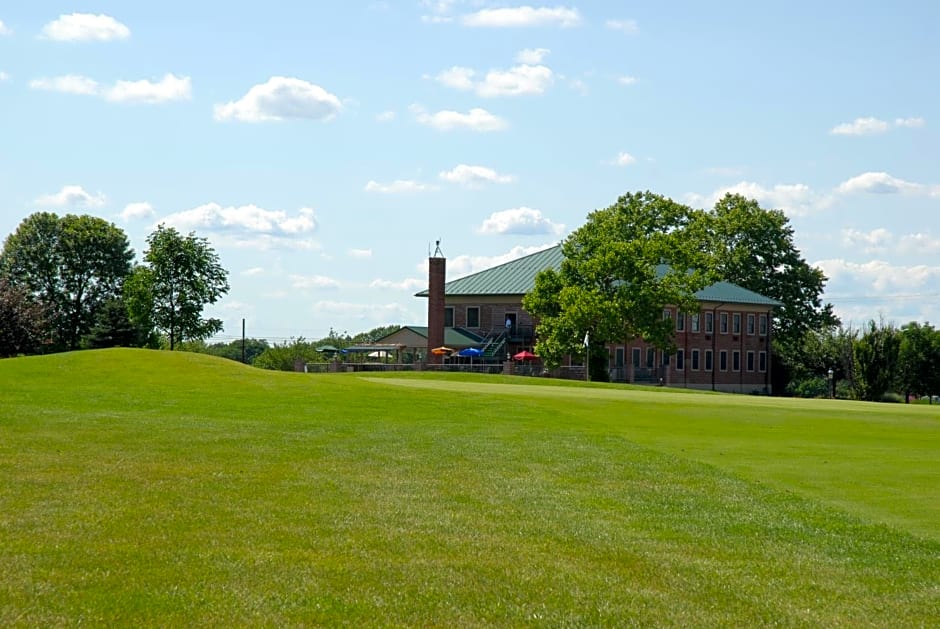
[427,241,446,364]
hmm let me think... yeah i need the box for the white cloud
[616,75,637,85]
[35,185,106,208]
[241,267,265,277]
[214,77,342,122]
[376,110,396,122]
[420,0,457,22]
[836,171,938,196]
[40,13,130,42]
[29,73,190,103]
[370,277,426,291]
[290,274,341,290]
[895,116,925,128]
[29,74,99,95]
[829,117,890,136]
[158,203,317,238]
[311,300,411,323]
[348,248,373,259]
[606,19,638,34]
[842,228,893,253]
[411,104,508,131]
[105,74,191,104]
[434,66,476,90]
[841,228,940,256]
[816,258,940,293]
[478,64,554,97]
[0,71,9,81]
[434,63,554,97]
[830,116,926,135]
[515,47,550,64]
[439,164,515,186]
[568,78,588,95]
[479,207,565,236]
[687,181,830,216]
[461,6,582,28]
[610,151,636,166]
[365,179,437,193]
[0,20,11,36]
[121,202,155,221]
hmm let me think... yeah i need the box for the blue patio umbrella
[456,346,484,366]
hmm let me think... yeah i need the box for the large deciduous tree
[706,194,838,350]
[134,225,229,350]
[524,191,714,375]
[0,212,134,351]
[854,318,901,402]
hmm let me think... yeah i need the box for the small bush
[879,392,904,404]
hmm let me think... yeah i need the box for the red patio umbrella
[513,350,538,361]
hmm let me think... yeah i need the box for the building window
[719,350,728,371]
[747,351,755,372]
[632,348,641,367]
[720,312,728,334]
[759,314,768,336]
[732,313,741,334]
[732,350,741,371]
[705,312,714,334]
[444,307,454,327]
[747,313,755,335]
[646,348,655,368]
[691,349,700,370]
[615,347,625,367]
[663,309,672,322]
[759,351,767,372]
[691,313,700,333]
[676,349,685,370]
[704,349,713,371]
[662,351,670,366]
[676,312,685,332]
[466,306,480,328]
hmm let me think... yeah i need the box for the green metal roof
[415,244,781,307]
[695,281,782,306]
[415,246,565,297]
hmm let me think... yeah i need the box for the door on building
[504,312,517,335]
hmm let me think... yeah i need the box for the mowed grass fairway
[1,350,937,626]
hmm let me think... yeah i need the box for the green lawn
[1,349,937,626]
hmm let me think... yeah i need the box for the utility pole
[241,318,246,364]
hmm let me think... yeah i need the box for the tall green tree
[854,318,901,402]
[135,225,229,350]
[0,212,134,351]
[0,278,48,357]
[897,321,940,402]
[524,191,714,372]
[706,194,838,350]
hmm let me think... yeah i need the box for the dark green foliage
[0,212,134,351]
[205,338,271,364]
[780,325,857,397]
[897,321,940,401]
[253,337,321,371]
[0,278,48,357]
[82,297,154,349]
[854,318,901,401]
[134,225,230,350]
[525,191,714,368]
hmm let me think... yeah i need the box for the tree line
[0,213,228,356]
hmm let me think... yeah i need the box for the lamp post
[827,368,834,399]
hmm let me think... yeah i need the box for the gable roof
[377,325,485,346]
[416,244,781,307]
[415,246,565,297]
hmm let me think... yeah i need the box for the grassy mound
[1,349,937,626]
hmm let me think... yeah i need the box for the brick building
[414,245,782,393]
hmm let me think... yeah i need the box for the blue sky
[1,2,938,342]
